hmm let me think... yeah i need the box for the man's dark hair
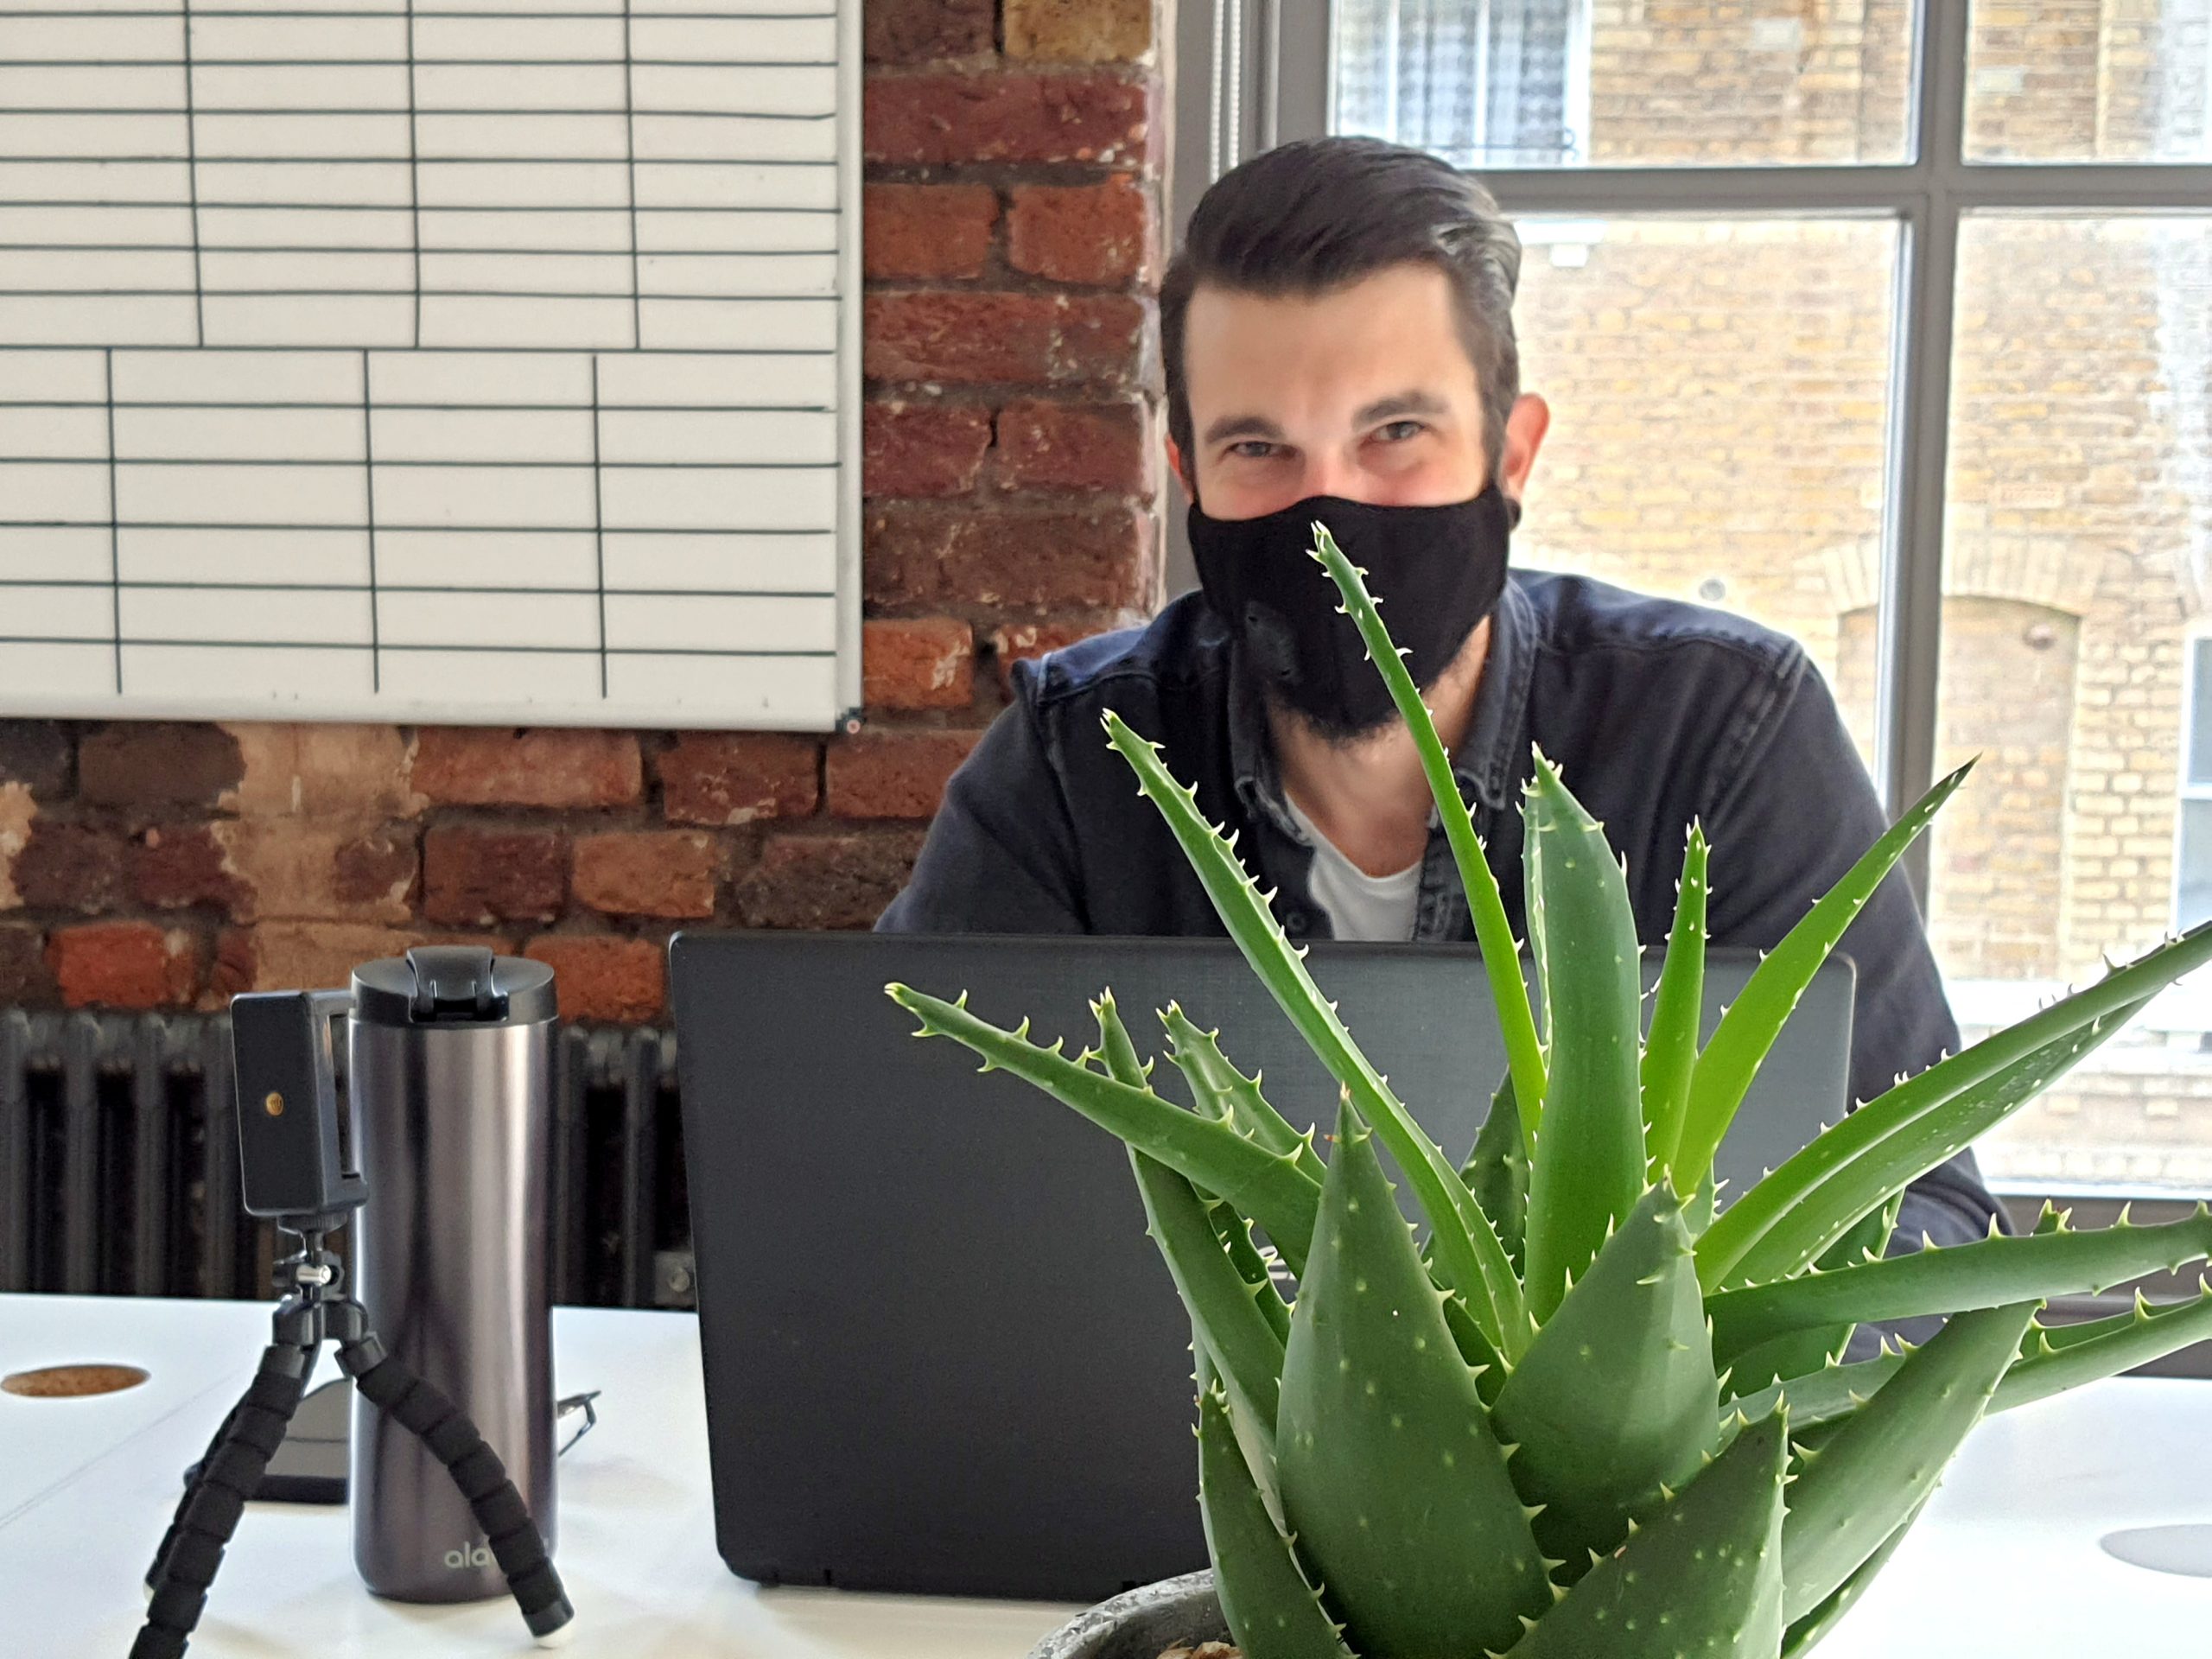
[1161,137,1524,473]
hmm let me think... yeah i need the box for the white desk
[3,1293,2209,1656]
[1,1295,1082,1656]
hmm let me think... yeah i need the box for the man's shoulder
[1512,568,1806,685]
[1014,591,1233,716]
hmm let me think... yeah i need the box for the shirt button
[1283,911,1310,938]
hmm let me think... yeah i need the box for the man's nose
[1298,454,1365,505]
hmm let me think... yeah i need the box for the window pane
[1332,0,1911,166]
[1967,0,2212,162]
[1938,215,2212,1194]
[2193,638,2212,785]
[1511,219,1897,765]
[2181,800,2212,929]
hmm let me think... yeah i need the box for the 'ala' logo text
[444,1541,493,1570]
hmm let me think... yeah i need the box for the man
[880,137,2002,1251]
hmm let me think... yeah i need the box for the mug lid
[353,946,557,1027]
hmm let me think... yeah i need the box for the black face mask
[1188,486,1517,740]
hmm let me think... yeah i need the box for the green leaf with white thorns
[1096,989,1291,1455]
[1509,1408,1789,1659]
[1277,1098,1548,1659]
[1726,1277,2212,1440]
[1699,916,2212,1290]
[1102,709,1524,1355]
[1724,1193,1901,1398]
[1162,1003,1326,1182]
[1778,1298,2036,1622]
[1995,1277,2212,1411]
[1710,1203,2212,1362]
[1522,767,1553,1099]
[1643,820,1709,1183]
[1520,752,1646,1323]
[1198,1384,1357,1659]
[1779,1500,1925,1659]
[1461,1072,1529,1280]
[1209,1198,1294,1345]
[1132,1148,1286,1460]
[1313,524,1544,1137]
[1491,1181,1718,1574]
[1090,988,1152,1090]
[1674,760,1972,1192]
[888,982,1319,1277]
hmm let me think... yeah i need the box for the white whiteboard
[0,0,861,731]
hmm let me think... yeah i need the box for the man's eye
[1375,420,1426,443]
[1228,441,1279,460]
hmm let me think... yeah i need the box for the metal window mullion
[1480,165,1929,215]
[1256,0,1284,153]
[1461,163,2212,218]
[1872,0,1972,895]
[1877,191,1959,893]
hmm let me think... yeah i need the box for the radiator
[0,1011,690,1310]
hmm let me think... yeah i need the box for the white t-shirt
[1281,792,1422,942]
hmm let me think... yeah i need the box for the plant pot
[1026,1571,1229,1659]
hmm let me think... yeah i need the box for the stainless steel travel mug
[346,946,558,1602]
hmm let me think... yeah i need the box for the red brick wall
[0,0,1164,1022]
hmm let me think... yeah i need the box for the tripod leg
[131,1343,313,1659]
[143,1346,319,1596]
[338,1335,575,1645]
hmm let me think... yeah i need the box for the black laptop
[669,931,1854,1603]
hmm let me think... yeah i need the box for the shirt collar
[1229,573,1535,826]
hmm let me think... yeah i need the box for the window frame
[1174,1,2212,1218]
[2179,633,2212,932]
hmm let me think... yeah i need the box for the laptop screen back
[671,931,1853,1602]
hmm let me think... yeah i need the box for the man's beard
[1266,684,1401,748]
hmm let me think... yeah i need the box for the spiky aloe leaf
[1093,992,1294,1440]
[1998,1278,2212,1408]
[887,983,1320,1277]
[1778,1298,2036,1622]
[1491,1182,1718,1573]
[1130,1151,1286,1456]
[1708,1202,2212,1363]
[1726,1277,2212,1441]
[1278,1097,1548,1659]
[1462,1073,1529,1279]
[1311,524,1546,1139]
[1778,1500,1924,1659]
[1198,1383,1357,1659]
[1642,820,1710,1184]
[1720,1194,1902,1398]
[1444,1288,1516,1408]
[1507,1407,1789,1659]
[1697,913,2212,1288]
[1161,1003,1327,1182]
[1672,761,1972,1191]
[1210,1199,1294,1344]
[1090,988,1154,1088]
[1521,753,1646,1322]
[1102,710,1526,1356]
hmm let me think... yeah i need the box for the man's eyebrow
[1352,390,1450,427]
[1200,413,1287,446]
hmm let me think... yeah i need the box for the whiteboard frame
[0,0,868,737]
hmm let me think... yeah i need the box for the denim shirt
[880,569,2005,1255]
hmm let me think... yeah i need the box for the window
[1183,1,2212,1199]
[2181,638,2212,931]
[1334,0,1592,167]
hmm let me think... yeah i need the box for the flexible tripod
[131,1226,574,1657]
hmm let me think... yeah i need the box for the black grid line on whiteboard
[0,0,859,729]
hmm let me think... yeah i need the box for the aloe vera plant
[887,526,2212,1659]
